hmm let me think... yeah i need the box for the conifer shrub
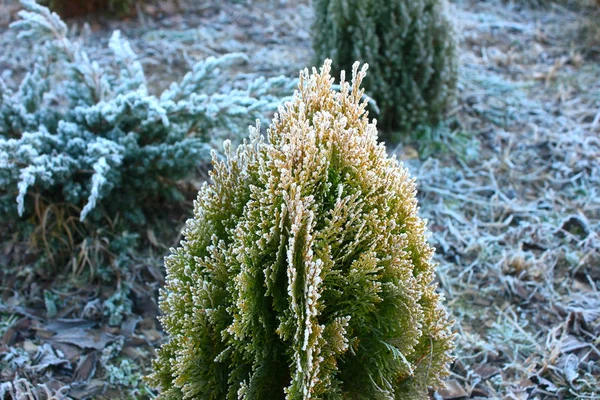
[311,0,458,139]
[0,0,294,270]
[148,60,454,399]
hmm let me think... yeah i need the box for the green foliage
[105,359,155,397]
[103,285,133,326]
[311,0,458,140]
[148,61,454,399]
[0,1,294,271]
[98,337,156,398]
[43,290,59,319]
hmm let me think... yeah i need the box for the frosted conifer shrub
[312,0,458,137]
[149,60,453,399]
[0,0,294,224]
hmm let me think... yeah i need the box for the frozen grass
[0,378,68,400]
[402,0,600,397]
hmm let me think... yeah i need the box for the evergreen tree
[312,0,458,139]
[148,60,454,399]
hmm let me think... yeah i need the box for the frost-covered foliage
[312,0,458,138]
[148,60,454,399]
[0,377,68,400]
[0,0,294,225]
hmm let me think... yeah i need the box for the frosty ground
[0,0,598,399]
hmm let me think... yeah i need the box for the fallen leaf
[43,319,97,332]
[82,299,103,321]
[473,363,500,380]
[470,386,490,398]
[147,228,161,248]
[72,352,98,384]
[48,327,119,351]
[437,380,468,399]
[562,355,579,387]
[141,328,162,342]
[121,316,142,337]
[69,379,107,399]
[1,327,17,346]
[30,343,69,372]
[121,345,148,360]
[51,342,80,363]
[561,335,588,354]
[22,340,38,353]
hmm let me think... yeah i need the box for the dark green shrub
[312,0,458,139]
[148,60,454,399]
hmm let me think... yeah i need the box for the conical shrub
[312,0,458,138]
[148,60,454,399]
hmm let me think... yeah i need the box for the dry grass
[0,378,68,400]
[394,0,600,397]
